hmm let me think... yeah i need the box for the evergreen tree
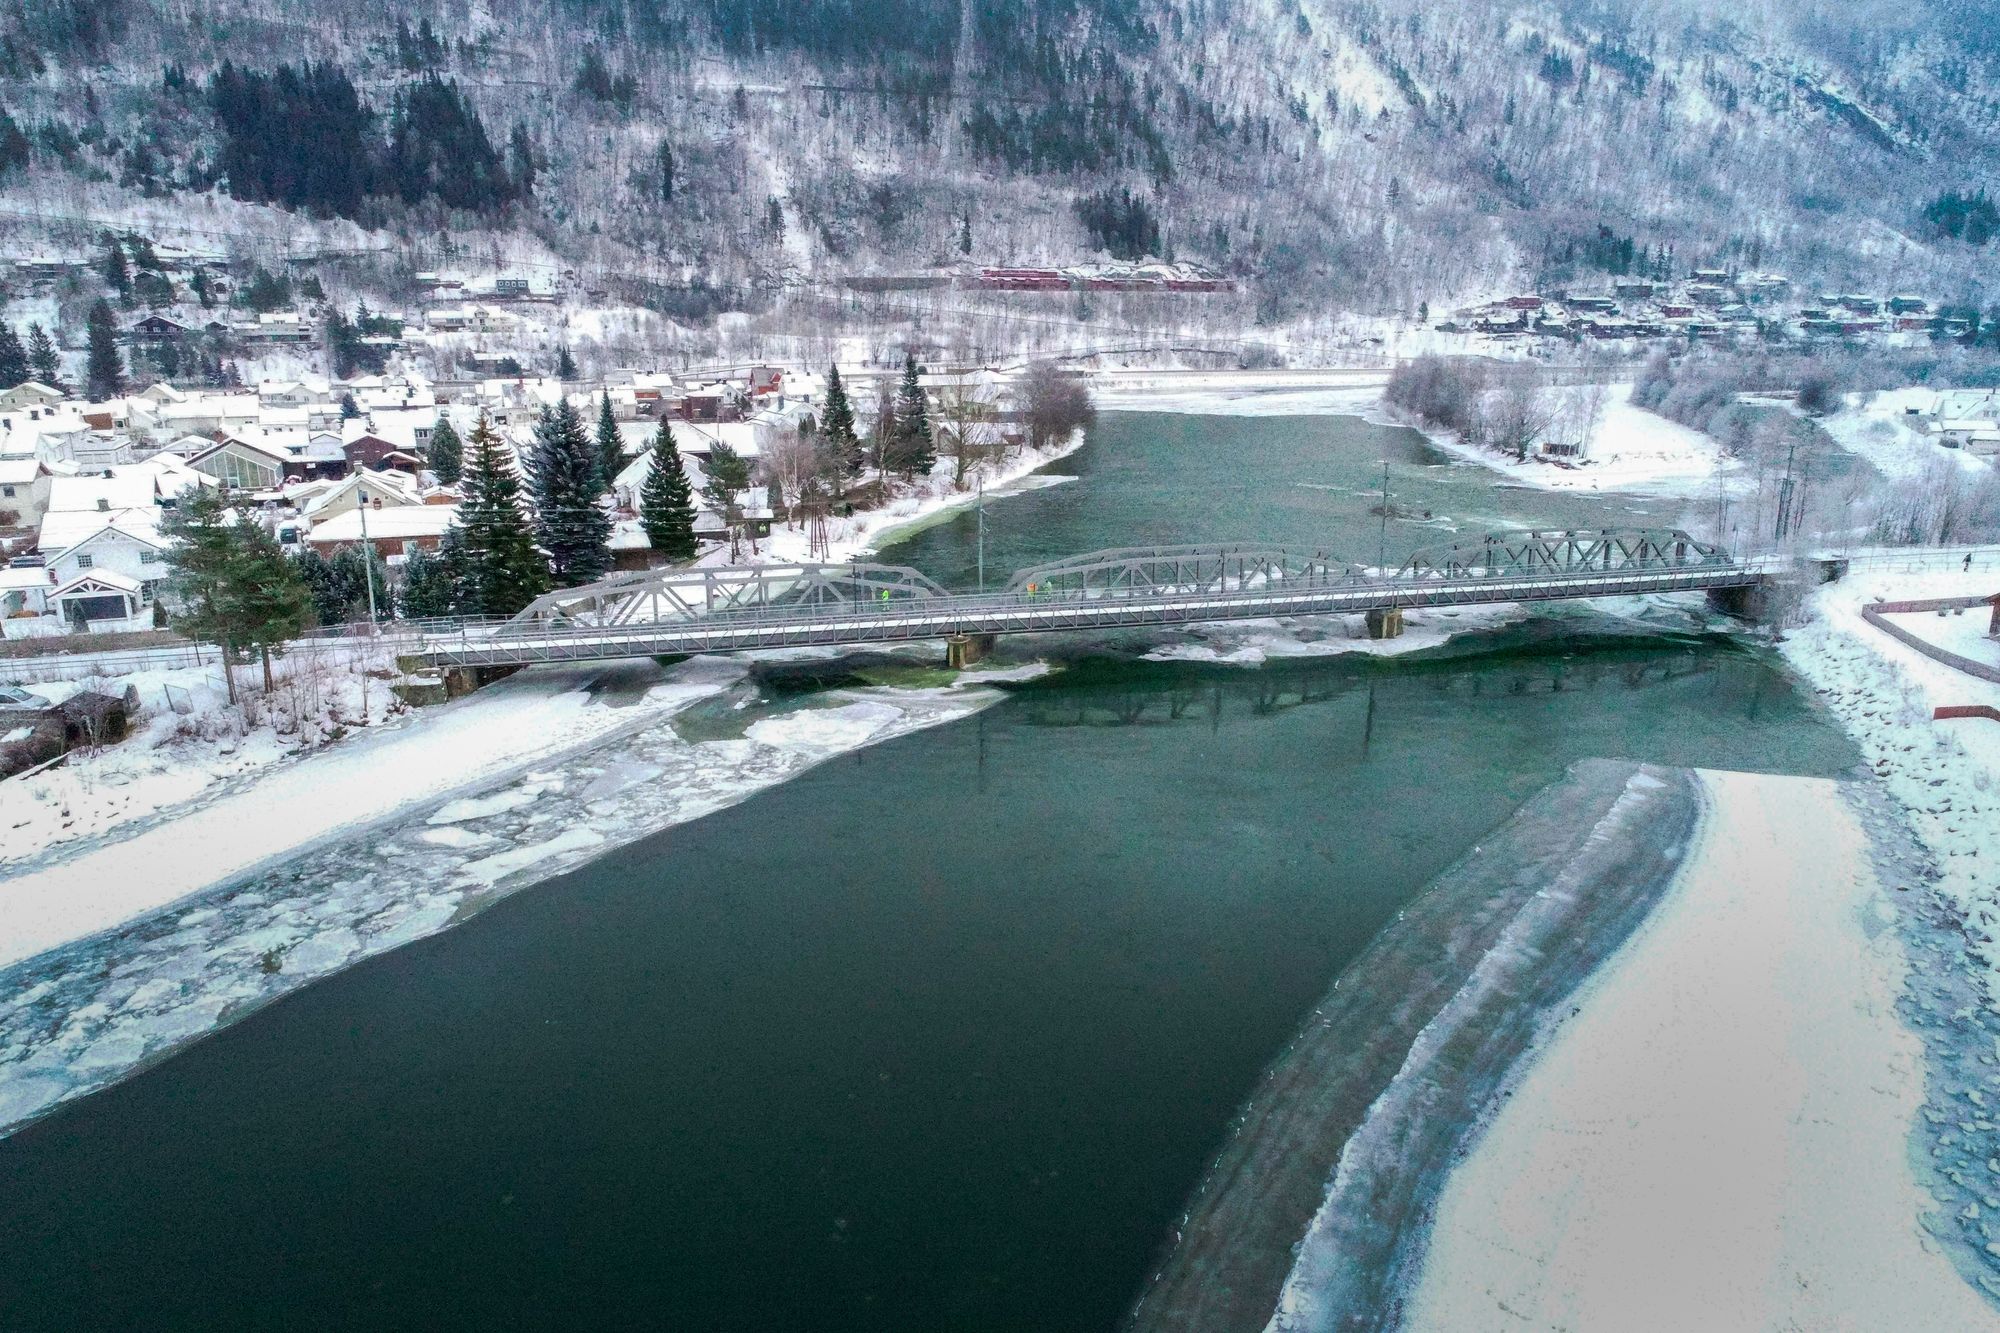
[100,233,131,301]
[339,391,360,419]
[161,486,249,703]
[556,345,578,380]
[26,323,60,388]
[594,393,624,490]
[820,364,863,479]
[289,546,351,626]
[192,269,215,308]
[85,300,124,400]
[889,352,935,478]
[700,440,751,512]
[457,412,549,615]
[229,516,313,688]
[435,525,472,615]
[508,122,536,199]
[398,542,456,619]
[657,140,675,203]
[428,415,463,484]
[638,419,698,562]
[0,324,26,390]
[329,545,388,621]
[529,401,613,585]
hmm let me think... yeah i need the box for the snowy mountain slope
[0,0,1995,331]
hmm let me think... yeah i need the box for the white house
[0,458,52,530]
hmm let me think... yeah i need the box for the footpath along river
[0,409,1858,1331]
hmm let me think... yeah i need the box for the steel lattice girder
[500,562,951,633]
[1003,544,1363,597]
[1395,528,1725,580]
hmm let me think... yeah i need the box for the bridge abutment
[1365,607,1405,640]
[1706,579,1771,621]
[442,664,524,699]
[946,633,998,669]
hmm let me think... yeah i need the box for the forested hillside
[0,0,1998,348]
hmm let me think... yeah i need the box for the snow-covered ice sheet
[0,658,745,973]
[1398,770,1998,1330]
[0,680,999,1137]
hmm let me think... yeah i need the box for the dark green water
[890,411,1695,590]
[0,412,1860,1333]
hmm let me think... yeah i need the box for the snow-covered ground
[1820,389,1995,483]
[1413,383,1746,497]
[746,431,1087,569]
[0,667,1006,1133]
[1403,769,1995,1330]
[3,638,408,866]
[1781,562,2000,995]
[0,659,741,972]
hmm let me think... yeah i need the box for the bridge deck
[405,563,1765,669]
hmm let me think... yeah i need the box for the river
[0,409,1859,1331]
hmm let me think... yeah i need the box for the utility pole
[976,471,986,593]
[1775,439,1798,542]
[356,496,378,723]
[1376,460,1391,575]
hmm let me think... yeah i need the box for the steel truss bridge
[403,528,1767,670]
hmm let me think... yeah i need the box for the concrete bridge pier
[441,663,524,699]
[1365,607,1405,640]
[1706,579,1771,621]
[946,633,998,669]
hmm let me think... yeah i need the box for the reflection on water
[0,632,1855,1333]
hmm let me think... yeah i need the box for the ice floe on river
[0,680,998,1136]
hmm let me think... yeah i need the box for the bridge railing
[408,556,1761,657]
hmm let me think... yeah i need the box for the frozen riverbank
[1127,759,1701,1333]
[0,669,1003,1135]
[1403,770,1997,1330]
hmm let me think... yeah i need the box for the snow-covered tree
[638,419,698,562]
[457,411,550,616]
[529,400,613,585]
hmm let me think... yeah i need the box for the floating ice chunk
[0,1073,69,1124]
[745,702,903,750]
[427,788,540,825]
[415,826,499,851]
[69,1030,151,1072]
[281,928,362,976]
[458,828,606,886]
[580,761,665,802]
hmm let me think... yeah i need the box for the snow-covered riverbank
[0,664,1006,1134]
[1403,769,1996,1330]
[1407,383,1745,497]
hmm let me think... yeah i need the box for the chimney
[97,497,109,512]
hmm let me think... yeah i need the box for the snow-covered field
[1820,389,1995,483]
[1403,769,1994,1330]
[1414,383,1745,497]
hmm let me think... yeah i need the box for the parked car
[0,685,53,711]
[7,554,46,568]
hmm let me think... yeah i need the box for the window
[1,485,13,498]
[75,554,93,569]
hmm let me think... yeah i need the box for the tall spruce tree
[161,486,250,703]
[289,546,351,626]
[528,401,612,585]
[84,300,123,400]
[428,416,463,484]
[457,412,549,616]
[820,364,863,480]
[594,393,624,490]
[229,516,314,689]
[25,324,59,388]
[100,234,131,301]
[555,345,578,380]
[890,352,935,478]
[0,324,26,389]
[638,418,698,562]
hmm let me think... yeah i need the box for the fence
[1859,596,2000,686]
